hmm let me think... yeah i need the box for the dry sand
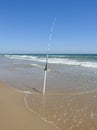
[0,81,57,130]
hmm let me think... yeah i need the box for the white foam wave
[5,55,97,68]
[31,63,44,69]
[48,59,97,68]
[80,62,97,68]
[15,89,33,94]
[5,55,37,61]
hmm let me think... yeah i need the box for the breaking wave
[5,54,97,68]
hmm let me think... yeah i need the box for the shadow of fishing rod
[31,88,42,94]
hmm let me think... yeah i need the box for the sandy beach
[0,81,57,130]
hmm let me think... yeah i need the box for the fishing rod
[43,18,56,95]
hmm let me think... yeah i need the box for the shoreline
[0,54,97,130]
[0,81,57,130]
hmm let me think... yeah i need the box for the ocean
[1,54,97,92]
[0,54,97,130]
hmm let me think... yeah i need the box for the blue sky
[0,0,97,54]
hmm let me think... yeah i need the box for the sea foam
[5,54,97,68]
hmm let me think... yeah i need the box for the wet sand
[0,81,97,130]
[27,90,97,130]
[0,81,57,130]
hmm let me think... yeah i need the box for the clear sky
[0,0,97,54]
